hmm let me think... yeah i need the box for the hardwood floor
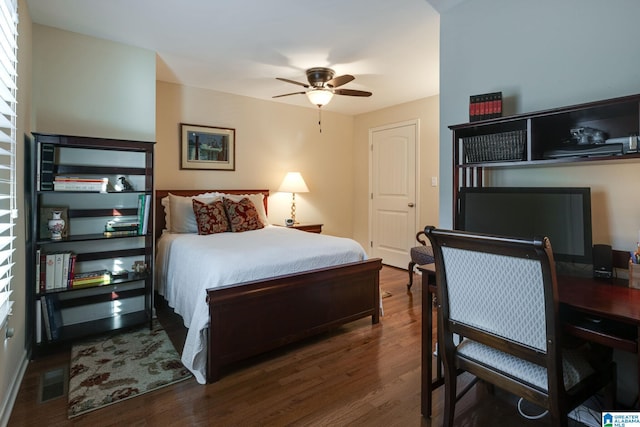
[8,266,593,426]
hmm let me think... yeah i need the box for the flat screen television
[457,187,593,264]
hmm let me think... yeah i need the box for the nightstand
[280,223,323,233]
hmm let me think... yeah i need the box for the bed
[154,189,382,383]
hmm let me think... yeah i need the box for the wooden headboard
[154,189,270,241]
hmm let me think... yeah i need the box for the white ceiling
[26,0,443,115]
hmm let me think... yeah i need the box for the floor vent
[39,366,67,403]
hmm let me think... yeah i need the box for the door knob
[408,203,415,207]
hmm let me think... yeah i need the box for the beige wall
[32,25,156,141]
[156,81,357,238]
[490,164,638,251]
[352,96,440,250]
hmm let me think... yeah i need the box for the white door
[370,121,418,269]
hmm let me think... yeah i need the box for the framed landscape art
[180,124,236,170]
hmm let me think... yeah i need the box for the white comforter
[155,225,367,383]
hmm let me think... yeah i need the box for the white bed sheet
[155,225,368,383]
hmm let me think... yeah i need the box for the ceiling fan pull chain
[318,108,322,133]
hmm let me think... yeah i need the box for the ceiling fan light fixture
[306,89,334,107]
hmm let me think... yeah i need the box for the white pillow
[161,196,171,231]
[219,193,269,226]
[165,192,222,233]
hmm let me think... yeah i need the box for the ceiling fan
[273,67,372,108]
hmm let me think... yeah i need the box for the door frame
[368,119,421,262]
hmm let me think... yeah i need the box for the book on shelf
[71,269,111,288]
[53,252,64,289]
[39,143,55,191]
[67,254,76,288]
[41,251,75,291]
[137,193,151,235]
[103,230,139,237]
[53,177,108,192]
[40,294,62,341]
[35,249,41,293]
[105,220,139,232]
[44,253,55,291]
[142,194,151,235]
[39,252,46,293]
[137,194,144,234]
[54,177,108,182]
[35,300,42,343]
[61,252,71,288]
[40,295,51,340]
[469,91,502,122]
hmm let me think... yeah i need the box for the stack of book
[137,193,151,235]
[104,220,139,236]
[37,250,76,293]
[39,294,62,341]
[37,143,55,191]
[71,270,111,288]
[53,176,108,192]
[469,92,503,122]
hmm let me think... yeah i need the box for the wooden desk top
[558,275,640,325]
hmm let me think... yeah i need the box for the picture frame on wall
[180,124,236,170]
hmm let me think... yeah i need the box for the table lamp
[278,172,309,225]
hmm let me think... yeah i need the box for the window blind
[0,0,17,331]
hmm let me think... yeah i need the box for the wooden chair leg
[442,361,458,427]
[407,261,416,289]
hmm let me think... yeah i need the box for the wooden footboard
[206,258,382,383]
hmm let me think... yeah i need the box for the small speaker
[593,244,613,279]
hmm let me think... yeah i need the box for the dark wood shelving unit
[450,93,640,226]
[26,133,155,357]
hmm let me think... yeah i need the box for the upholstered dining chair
[423,226,615,427]
[407,231,435,289]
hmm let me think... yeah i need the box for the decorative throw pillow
[192,199,230,235]
[167,193,222,233]
[223,197,264,232]
[219,193,270,225]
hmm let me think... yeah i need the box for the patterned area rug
[68,320,192,418]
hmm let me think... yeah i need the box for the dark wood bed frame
[154,189,382,383]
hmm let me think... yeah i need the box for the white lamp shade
[306,89,334,106]
[278,172,309,193]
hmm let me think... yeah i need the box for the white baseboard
[0,350,28,427]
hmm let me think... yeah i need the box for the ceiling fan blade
[276,77,310,88]
[327,74,354,88]
[272,91,306,98]
[334,88,372,97]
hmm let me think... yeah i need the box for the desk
[558,275,640,405]
[420,269,640,417]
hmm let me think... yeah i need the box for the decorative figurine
[132,260,147,273]
[119,176,134,191]
[47,210,66,240]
